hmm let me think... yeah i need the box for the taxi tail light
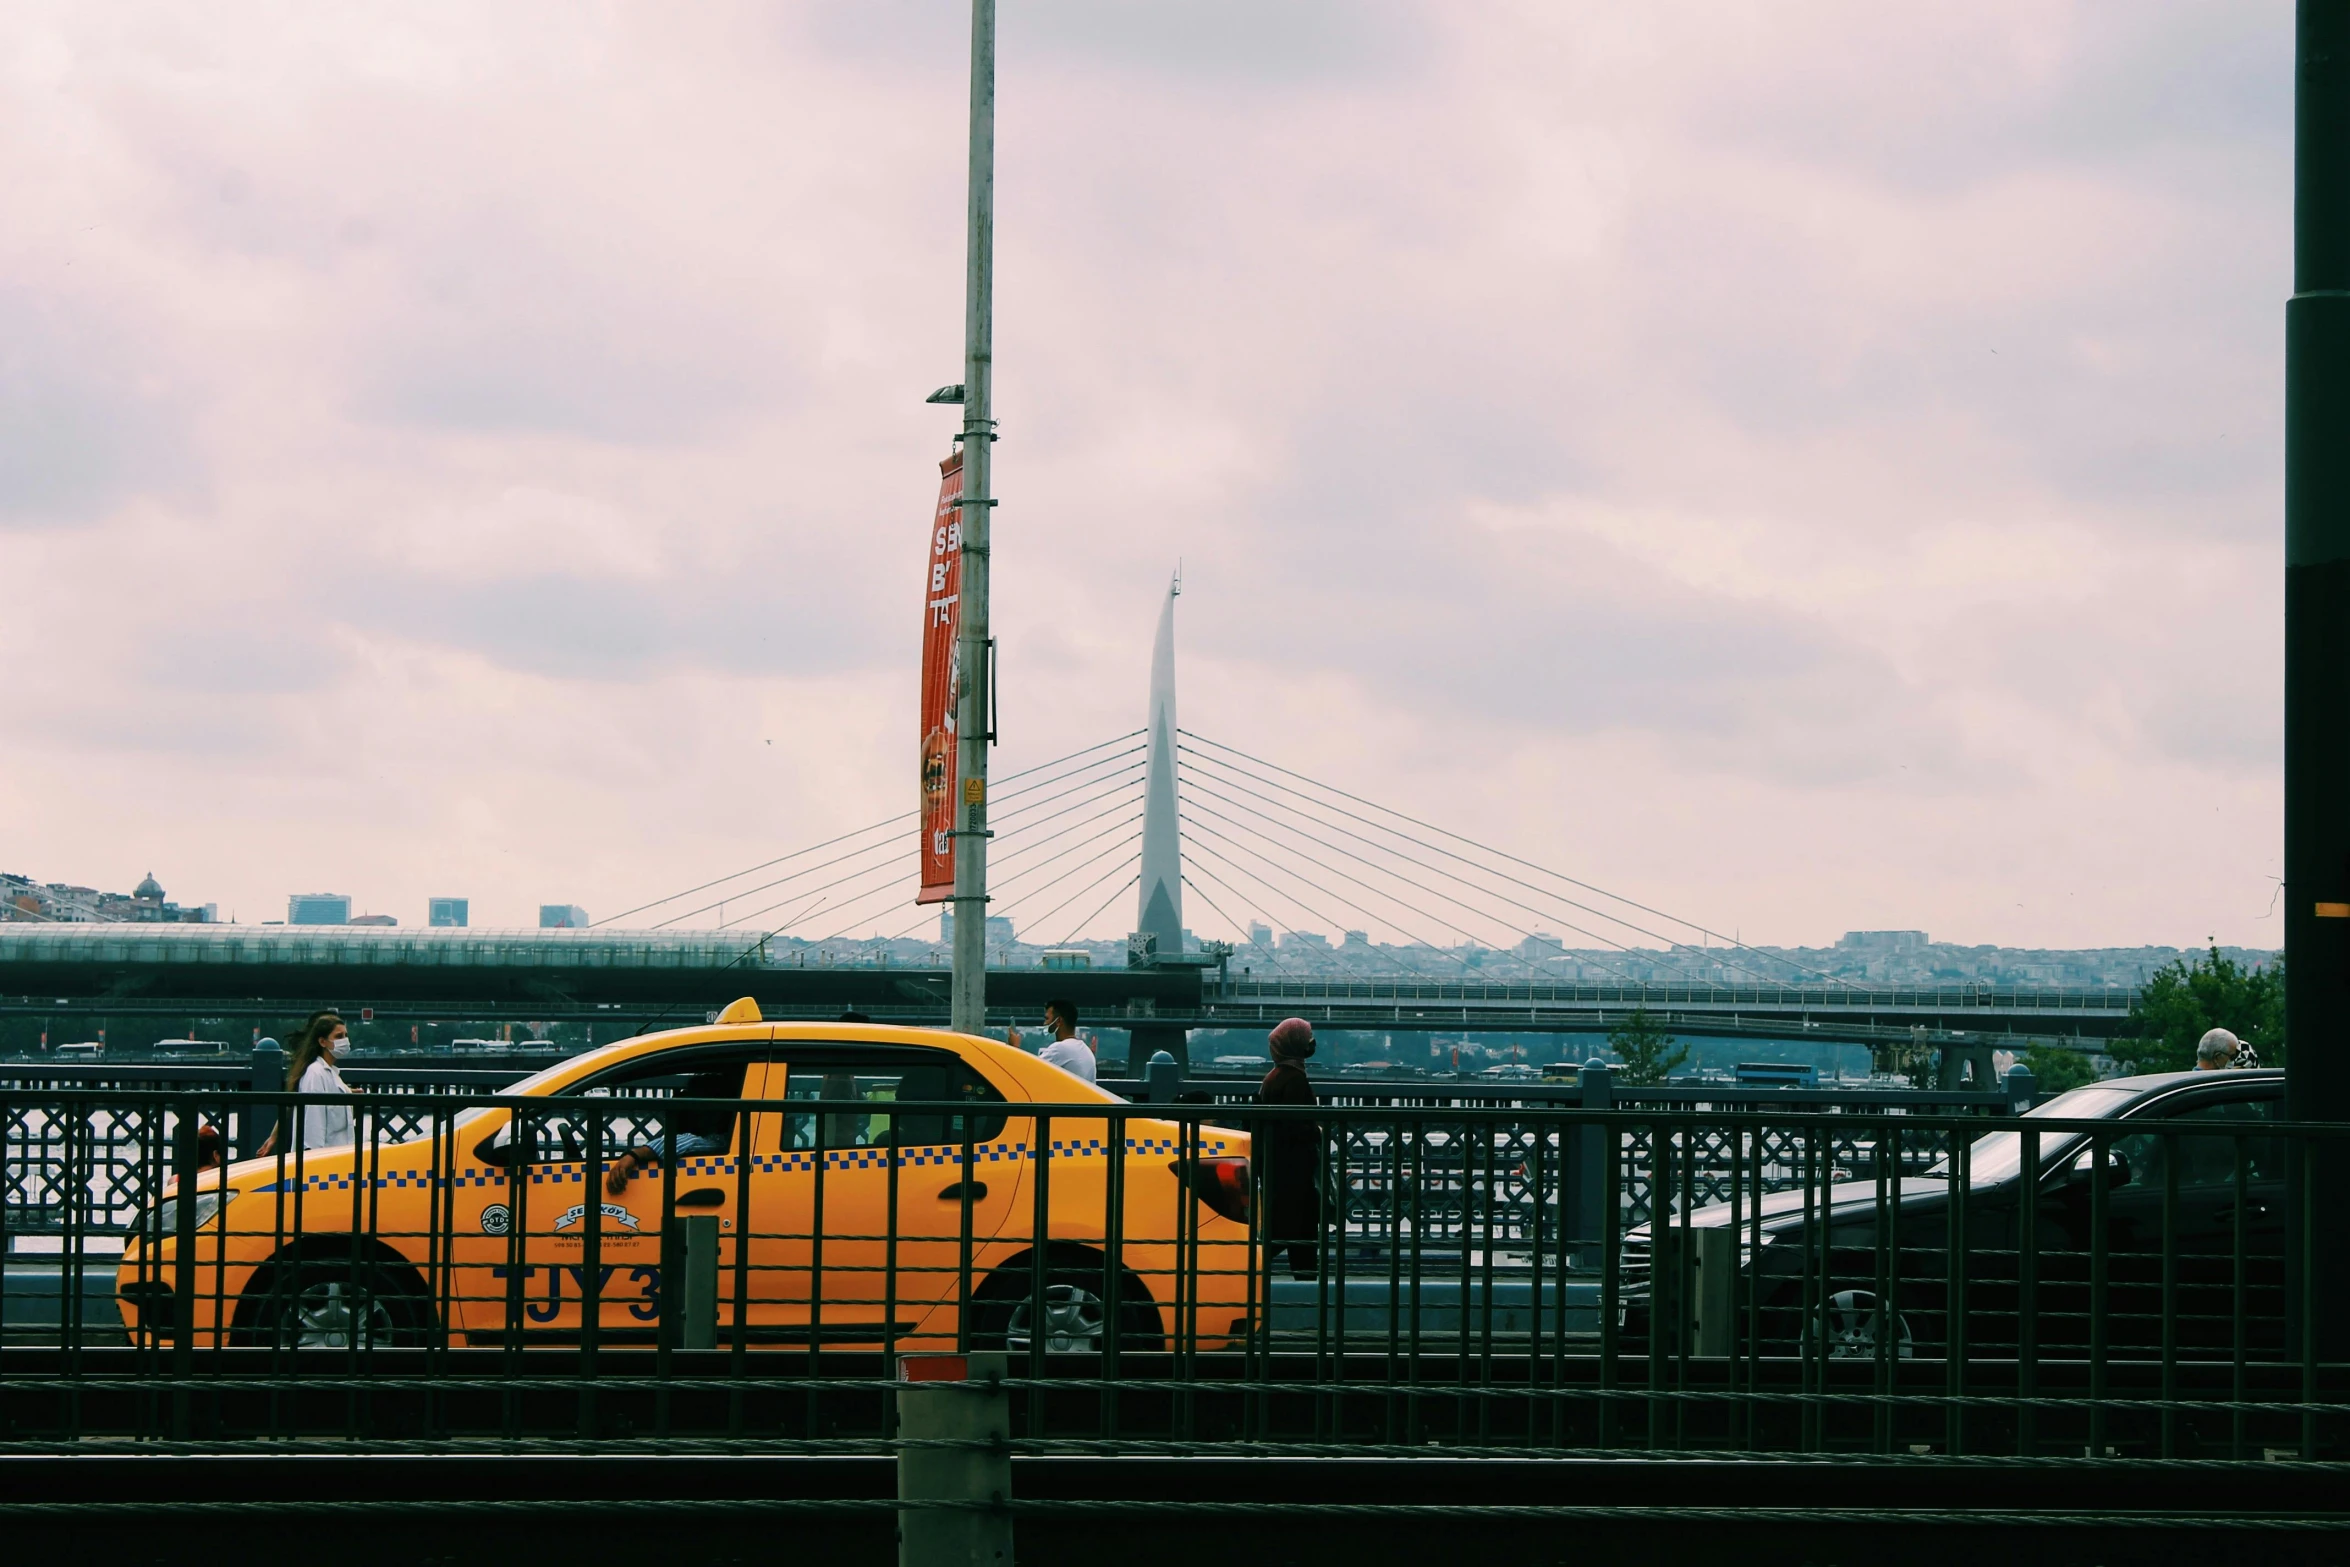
[1171,1156,1251,1224]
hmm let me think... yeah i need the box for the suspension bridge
[0,587,2138,1060]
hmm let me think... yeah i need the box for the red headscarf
[1268,1017,1316,1060]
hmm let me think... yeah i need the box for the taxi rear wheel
[235,1260,430,1350]
[971,1263,1162,1354]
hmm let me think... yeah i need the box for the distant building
[428,897,470,928]
[1247,922,1273,947]
[938,911,1016,944]
[1280,930,1330,950]
[2,870,214,923]
[349,913,398,927]
[288,894,352,926]
[1838,930,1928,953]
[540,904,590,929]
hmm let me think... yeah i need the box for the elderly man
[2194,1027,2241,1070]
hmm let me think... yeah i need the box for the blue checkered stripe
[256,1135,1229,1193]
[258,1170,508,1193]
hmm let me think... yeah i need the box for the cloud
[0,1,2292,949]
[807,0,1425,84]
[0,290,194,526]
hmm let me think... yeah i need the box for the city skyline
[0,860,2280,992]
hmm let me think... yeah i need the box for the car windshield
[1930,1083,2140,1187]
[444,1053,623,1133]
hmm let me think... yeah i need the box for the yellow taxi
[118,1002,1258,1353]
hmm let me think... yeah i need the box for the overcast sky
[0,1,2293,948]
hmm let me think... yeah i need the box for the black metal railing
[3,1054,2030,1242]
[1,1083,2342,1461]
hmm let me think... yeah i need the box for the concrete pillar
[897,1351,1012,1567]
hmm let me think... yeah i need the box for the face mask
[328,1037,350,1060]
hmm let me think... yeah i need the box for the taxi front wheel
[970,1263,1163,1354]
[234,1260,432,1350]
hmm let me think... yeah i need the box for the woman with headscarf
[1258,1017,1323,1280]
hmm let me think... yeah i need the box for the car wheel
[1807,1289,1914,1360]
[1005,1282,1106,1352]
[240,1260,429,1350]
[972,1264,1162,1353]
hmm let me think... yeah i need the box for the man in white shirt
[1034,999,1096,1085]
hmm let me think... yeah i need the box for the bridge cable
[855,786,1146,943]
[1172,855,1314,979]
[1180,770,1742,989]
[1174,828,1446,987]
[1180,812,1665,992]
[602,814,906,928]
[867,825,1141,946]
[1179,787,1680,989]
[1180,767,1694,983]
[1181,731,1867,992]
[993,812,1146,891]
[1033,865,1143,950]
[1182,739,1729,967]
[653,750,1141,932]
[1181,754,1708,961]
[1178,797,1531,983]
[601,732,1143,928]
[1051,874,1142,950]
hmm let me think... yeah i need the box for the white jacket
[296,1056,355,1149]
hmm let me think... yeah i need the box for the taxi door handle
[675,1189,727,1209]
[936,1182,988,1203]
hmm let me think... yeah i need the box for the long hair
[284,1011,345,1090]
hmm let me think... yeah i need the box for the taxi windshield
[445,1052,619,1132]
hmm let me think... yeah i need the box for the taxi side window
[776,1052,1007,1150]
[551,1054,757,1154]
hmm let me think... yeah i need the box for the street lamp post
[949,0,997,1037]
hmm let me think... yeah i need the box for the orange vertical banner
[917,450,965,904]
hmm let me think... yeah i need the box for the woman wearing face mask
[256,1011,357,1155]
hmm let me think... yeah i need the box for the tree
[1607,1008,1688,1085]
[2109,945,2284,1075]
[2022,1044,2098,1096]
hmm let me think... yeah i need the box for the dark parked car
[1620,1069,2287,1362]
